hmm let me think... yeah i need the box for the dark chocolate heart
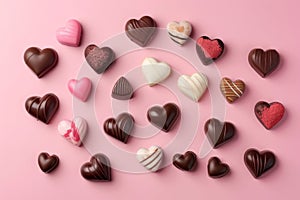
[173,151,197,171]
[196,36,224,65]
[25,93,59,124]
[207,157,230,178]
[84,44,115,74]
[244,148,276,178]
[147,103,180,132]
[81,153,111,182]
[125,16,157,47]
[103,113,134,143]
[38,152,59,173]
[248,48,280,78]
[24,47,58,78]
[111,77,134,100]
[254,101,285,130]
[204,118,235,148]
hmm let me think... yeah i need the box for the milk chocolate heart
[111,77,134,100]
[207,157,230,178]
[25,93,59,124]
[80,153,111,182]
[103,113,134,143]
[220,77,245,103]
[38,152,59,173]
[204,118,235,148]
[147,103,180,132]
[254,101,285,130]
[248,48,280,78]
[125,16,157,47]
[244,148,276,178]
[196,36,224,65]
[24,47,58,78]
[84,44,115,74]
[173,151,197,171]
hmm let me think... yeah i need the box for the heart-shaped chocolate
[38,152,59,173]
[248,48,280,78]
[147,103,180,132]
[196,36,224,65]
[103,113,134,143]
[81,153,111,182]
[25,93,59,124]
[167,20,192,45]
[24,47,58,78]
[125,16,157,47]
[204,118,235,148]
[254,101,285,130]
[111,77,134,100]
[56,19,82,47]
[137,145,163,172]
[244,148,276,178]
[220,77,245,103]
[173,151,197,171]
[84,44,115,74]
[68,77,92,102]
[207,157,230,178]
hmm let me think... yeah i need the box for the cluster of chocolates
[25,16,285,182]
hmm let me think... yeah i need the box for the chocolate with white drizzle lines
[220,77,245,103]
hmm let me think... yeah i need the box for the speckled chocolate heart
[84,44,115,74]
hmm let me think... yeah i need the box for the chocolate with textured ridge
[220,77,245,103]
[103,113,134,143]
[244,148,276,178]
[84,44,115,74]
[173,151,197,171]
[81,153,111,182]
[25,93,59,124]
[248,48,280,77]
[147,103,180,132]
[204,118,235,148]
[24,47,58,78]
[111,77,133,100]
[125,16,157,47]
[38,152,59,173]
[207,157,230,178]
[196,36,224,65]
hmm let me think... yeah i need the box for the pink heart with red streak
[254,101,285,130]
[68,77,92,102]
[56,19,82,47]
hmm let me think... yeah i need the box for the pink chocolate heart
[56,19,82,47]
[68,77,92,102]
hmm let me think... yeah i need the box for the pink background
[1,0,300,199]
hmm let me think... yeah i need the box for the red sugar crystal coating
[197,37,223,58]
[258,103,285,129]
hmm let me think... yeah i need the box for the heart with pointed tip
[207,157,230,178]
[142,57,171,86]
[196,36,224,65]
[68,77,92,102]
[38,152,59,173]
[80,153,111,182]
[167,20,192,45]
[220,77,245,103]
[173,151,197,171]
[56,19,82,47]
[137,146,163,172]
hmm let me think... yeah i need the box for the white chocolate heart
[58,117,88,146]
[167,21,192,45]
[142,57,171,86]
[177,73,208,102]
[137,146,163,172]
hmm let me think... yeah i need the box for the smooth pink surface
[56,19,82,47]
[0,0,300,200]
[68,77,91,102]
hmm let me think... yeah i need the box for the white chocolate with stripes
[167,21,192,45]
[137,146,163,172]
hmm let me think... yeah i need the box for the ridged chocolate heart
[84,44,115,74]
[147,103,180,132]
[25,93,59,124]
[80,153,111,182]
[220,77,245,103]
[207,157,230,178]
[111,77,134,100]
[196,36,224,65]
[103,113,134,143]
[24,47,58,78]
[204,118,235,148]
[173,151,197,171]
[244,148,276,178]
[38,152,59,173]
[125,16,157,47]
[248,48,280,78]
